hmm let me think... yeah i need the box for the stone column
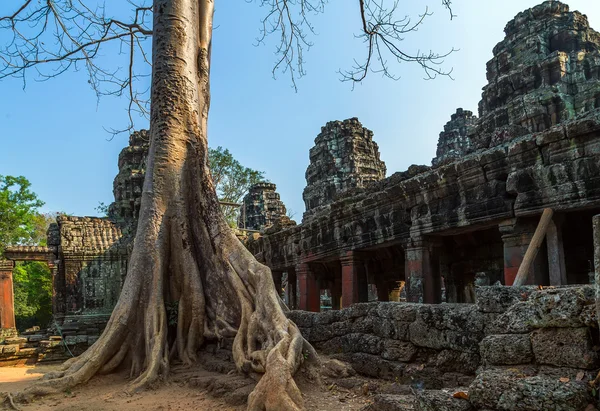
[499,218,548,286]
[340,251,368,308]
[296,263,320,312]
[547,215,567,286]
[0,260,16,331]
[404,239,442,304]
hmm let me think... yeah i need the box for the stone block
[318,333,383,356]
[480,334,533,365]
[312,309,340,325]
[351,316,375,334]
[330,320,352,337]
[414,390,474,411]
[475,285,534,313]
[374,302,419,322]
[342,352,406,380]
[409,305,484,353]
[382,340,418,362]
[286,311,316,328]
[4,337,27,346]
[363,394,415,411]
[530,328,599,369]
[27,335,44,343]
[493,286,595,334]
[309,324,333,343]
[373,318,410,341]
[340,302,378,319]
[434,350,480,374]
[1,344,18,354]
[469,369,592,411]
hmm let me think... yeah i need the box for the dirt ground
[0,363,374,411]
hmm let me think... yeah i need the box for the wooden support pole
[513,208,554,287]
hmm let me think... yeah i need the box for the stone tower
[238,183,291,231]
[472,1,600,149]
[302,118,386,215]
[432,108,478,166]
[108,130,150,226]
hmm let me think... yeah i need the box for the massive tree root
[15,1,317,409]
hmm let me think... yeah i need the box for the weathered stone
[319,333,383,355]
[409,305,484,353]
[341,353,406,380]
[320,358,356,378]
[362,394,415,411]
[530,327,599,369]
[109,129,149,224]
[476,285,534,313]
[434,350,480,374]
[286,310,316,328]
[375,302,419,322]
[238,182,293,231]
[480,334,533,365]
[372,318,411,341]
[302,117,386,217]
[351,316,376,334]
[414,390,474,411]
[1,344,18,354]
[382,340,418,362]
[493,287,595,333]
[469,369,593,411]
[432,108,478,167]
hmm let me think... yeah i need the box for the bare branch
[340,0,456,84]
[253,0,327,91]
[0,0,153,134]
[253,0,455,87]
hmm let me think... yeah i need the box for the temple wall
[291,285,599,410]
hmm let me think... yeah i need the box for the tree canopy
[209,146,266,225]
[0,175,53,330]
[0,175,45,253]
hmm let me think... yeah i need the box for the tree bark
[18,1,314,409]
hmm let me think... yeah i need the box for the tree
[0,175,45,253]
[209,146,266,226]
[13,261,53,330]
[0,176,52,331]
[0,1,453,409]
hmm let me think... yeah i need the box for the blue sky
[1,1,599,218]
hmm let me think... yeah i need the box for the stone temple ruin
[2,1,600,409]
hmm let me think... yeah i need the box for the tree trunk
[19,1,314,409]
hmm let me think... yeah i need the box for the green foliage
[13,261,52,330]
[95,201,109,217]
[0,175,45,253]
[0,175,53,330]
[165,300,179,326]
[208,147,267,225]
